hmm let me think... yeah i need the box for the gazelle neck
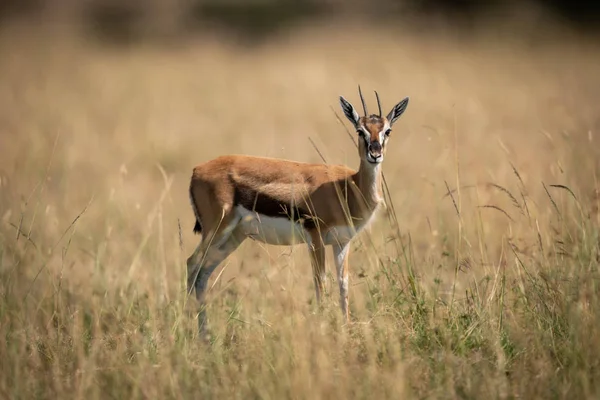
[354,160,384,209]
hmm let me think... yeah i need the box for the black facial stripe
[357,126,367,142]
[360,126,387,153]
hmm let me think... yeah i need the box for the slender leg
[332,242,350,322]
[307,234,327,304]
[193,257,220,339]
[187,239,210,296]
[187,225,244,338]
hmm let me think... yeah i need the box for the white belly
[236,206,310,246]
[235,206,379,247]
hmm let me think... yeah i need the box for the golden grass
[1,20,600,399]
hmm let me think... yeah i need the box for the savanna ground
[1,15,600,399]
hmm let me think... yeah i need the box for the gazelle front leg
[308,233,327,304]
[333,242,351,322]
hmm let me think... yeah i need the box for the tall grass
[1,22,600,399]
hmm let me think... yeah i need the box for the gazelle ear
[386,97,409,126]
[339,96,360,127]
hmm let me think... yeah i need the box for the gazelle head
[339,86,409,165]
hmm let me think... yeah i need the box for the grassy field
[1,19,600,399]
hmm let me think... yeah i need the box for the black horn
[358,85,368,116]
[374,91,382,117]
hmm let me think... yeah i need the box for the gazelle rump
[186,87,409,336]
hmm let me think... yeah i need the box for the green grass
[2,178,599,399]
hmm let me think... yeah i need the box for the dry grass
[1,19,600,399]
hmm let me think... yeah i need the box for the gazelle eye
[385,129,392,136]
[357,130,365,137]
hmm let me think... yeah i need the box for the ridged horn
[358,85,368,116]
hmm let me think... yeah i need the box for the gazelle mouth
[366,154,383,164]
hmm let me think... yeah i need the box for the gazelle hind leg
[187,239,209,296]
[186,210,241,293]
[187,216,244,338]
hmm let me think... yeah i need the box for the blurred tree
[186,0,329,44]
[544,0,600,29]
[1,0,599,43]
[0,0,41,22]
[84,1,144,44]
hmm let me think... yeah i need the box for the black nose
[368,141,382,154]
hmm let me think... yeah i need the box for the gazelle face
[356,115,391,164]
[339,88,409,165]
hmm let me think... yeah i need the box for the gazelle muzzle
[367,140,383,162]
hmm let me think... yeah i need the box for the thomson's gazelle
[187,88,409,335]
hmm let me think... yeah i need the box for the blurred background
[1,1,600,397]
[0,0,598,287]
[0,0,600,43]
[1,0,599,298]
[1,0,600,45]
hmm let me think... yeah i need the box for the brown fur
[361,115,385,135]
[189,154,382,238]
